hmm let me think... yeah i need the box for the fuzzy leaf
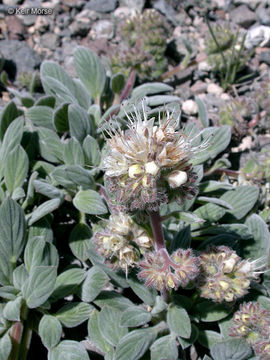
[73,190,107,215]
[0,333,12,360]
[74,47,106,100]
[167,305,191,339]
[0,198,26,262]
[26,106,54,130]
[195,96,209,127]
[115,328,156,360]
[128,277,157,306]
[244,214,270,259]
[63,137,84,165]
[83,135,101,167]
[210,338,252,360]
[3,296,22,321]
[196,301,232,322]
[51,268,86,302]
[150,335,178,360]
[39,315,62,349]
[120,306,151,327]
[55,302,94,328]
[221,186,259,220]
[53,103,69,133]
[0,101,19,140]
[69,223,92,262]
[4,145,29,195]
[22,266,57,308]
[98,306,128,346]
[88,310,113,354]
[48,340,90,360]
[68,104,92,143]
[28,198,61,226]
[81,266,108,302]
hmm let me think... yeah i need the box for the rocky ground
[1,0,270,174]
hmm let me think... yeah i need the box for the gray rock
[56,13,71,30]
[119,0,144,11]
[17,0,41,26]
[84,0,118,13]
[256,5,270,26]
[152,0,177,24]
[62,0,86,8]
[245,25,270,49]
[39,33,60,50]
[230,5,258,28]
[260,51,270,65]
[90,19,114,40]
[3,0,22,4]
[0,39,41,76]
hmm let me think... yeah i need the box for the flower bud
[166,170,188,188]
[144,161,159,176]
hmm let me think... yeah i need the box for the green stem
[79,211,86,224]
[18,322,32,360]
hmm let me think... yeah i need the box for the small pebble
[182,100,198,115]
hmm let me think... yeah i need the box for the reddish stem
[149,211,165,251]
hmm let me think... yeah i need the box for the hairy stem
[149,211,165,251]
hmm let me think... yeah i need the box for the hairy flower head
[197,246,266,303]
[229,301,270,359]
[93,212,153,272]
[104,101,209,211]
[137,248,200,291]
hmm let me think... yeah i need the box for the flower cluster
[111,9,168,79]
[93,212,153,272]
[137,248,200,291]
[229,302,270,360]
[103,101,206,212]
[196,246,265,303]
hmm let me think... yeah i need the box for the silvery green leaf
[88,309,113,355]
[28,198,61,226]
[150,335,178,360]
[13,264,29,290]
[0,101,20,140]
[63,137,85,165]
[83,135,101,167]
[68,104,92,143]
[55,302,94,328]
[98,306,128,346]
[51,268,86,302]
[221,185,259,220]
[73,190,107,215]
[120,306,152,327]
[245,214,270,259]
[195,96,209,127]
[4,145,29,195]
[53,103,69,133]
[37,127,64,163]
[198,330,223,349]
[48,340,90,360]
[131,83,173,99]
[210,339,252,360]
[128,277,157,306]
[3,296,22,321]
[33,180,63,199]
[39,315,62,349]
[0,286,19,300]
[196,300,232,322]
[22,266,57,309]
[74,47,106,100]
[167,305,191,339]
[24,236,59,273]
[0,198,26,262]
[0,333,12,360]
[81,266,108,302]
[26,106,54,130]
[115,328,156,360]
